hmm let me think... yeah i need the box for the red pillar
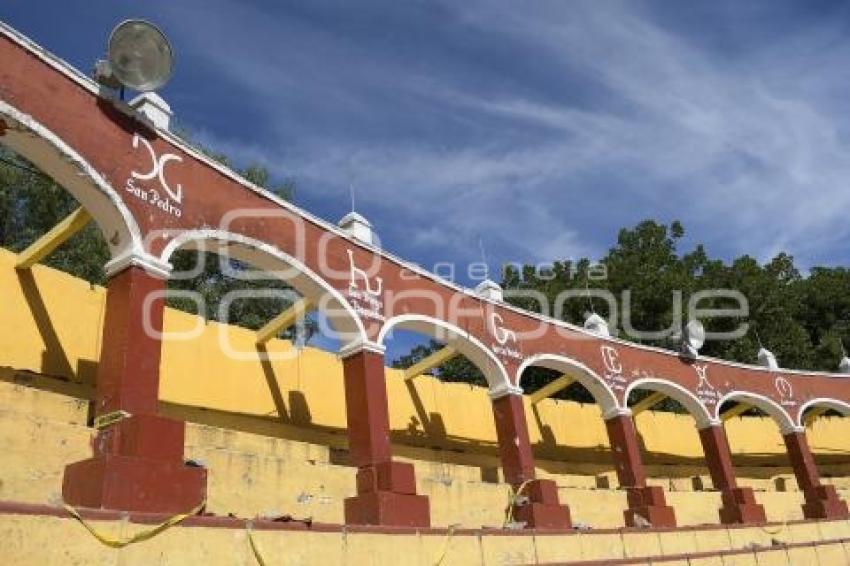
[783,429,849,519]
[62,265,206,513]
[698,424,766,524]
[605,411,676,527]
[492,392,571,529]
[341,344,429,527]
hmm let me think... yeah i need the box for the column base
[344,491,430,527]
[62,454,207,514]
[719,487,766,524]
[511,479,571,529]
[802,485,850,519]
[624,486,677,528]
[62,414,207,514]
[344,462,430,527]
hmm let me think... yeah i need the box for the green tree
[395,220,850,410]
[390,339,487,386]
[0,147,110,283]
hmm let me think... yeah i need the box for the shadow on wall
[530,399,659,470]
[256,343,313,426]
[17,270,99,386]
[10,269,850,478]
[5,361,848,480]
[403,375,447,444]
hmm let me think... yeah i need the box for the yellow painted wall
[4,374,850,529]
[1,247,849,481]
[6,247,850,558]
[3,509,850,565]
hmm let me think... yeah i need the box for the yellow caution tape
[502,479,533,528]
[93,410,131,430]
[433,524,457,566]
[760,517,789,536]
[63,500,205,548]
[247,522,267,566]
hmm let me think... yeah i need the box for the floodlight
[97,19,173,92]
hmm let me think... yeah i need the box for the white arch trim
[0,99,151,270]
[5,20,850,382]
[715,391,800,435]
[160,229,368,346]
[624,378,714,429]
[797,398,850,426]
[377,313,514,398]
[516,354,619,418]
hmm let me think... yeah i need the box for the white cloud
[170,0,850,273]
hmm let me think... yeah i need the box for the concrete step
[542,537,850,565]
[0,376,89,425]
[0,408,91,459]
[2,506,850,566]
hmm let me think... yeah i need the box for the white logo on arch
[131,133,183,203]
[695,364,713,390]
[489,312,517,346]
[600,345,622,374]
[775,376,795,406]
[488,312,522,362]
[599,345,627,391]
[347,249,383,297]
[345,249,384,322]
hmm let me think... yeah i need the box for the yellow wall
[7,247,850,552]
[4,511,850,565]
[4,371,850,529]
[1,247,849,480]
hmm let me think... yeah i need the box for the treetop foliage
[394,220,850,408]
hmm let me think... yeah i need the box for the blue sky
[4,1,850,360]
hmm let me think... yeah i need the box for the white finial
[584,312,610,337]
[475,279,503,301]
[338,211,375,245]
[839,343,850,373]
[338,180,377,244]
[128,92,172,130]
[754,330,778,369]
[757,346,779,370]
[839,356,850,374]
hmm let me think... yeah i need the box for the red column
[94,266,167,416]
[492,392,571,529]
[783,430,849,519]
[342,344,429,527]
[698,424,765,524]
[62,265,206,513]
[605,411,676,527]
